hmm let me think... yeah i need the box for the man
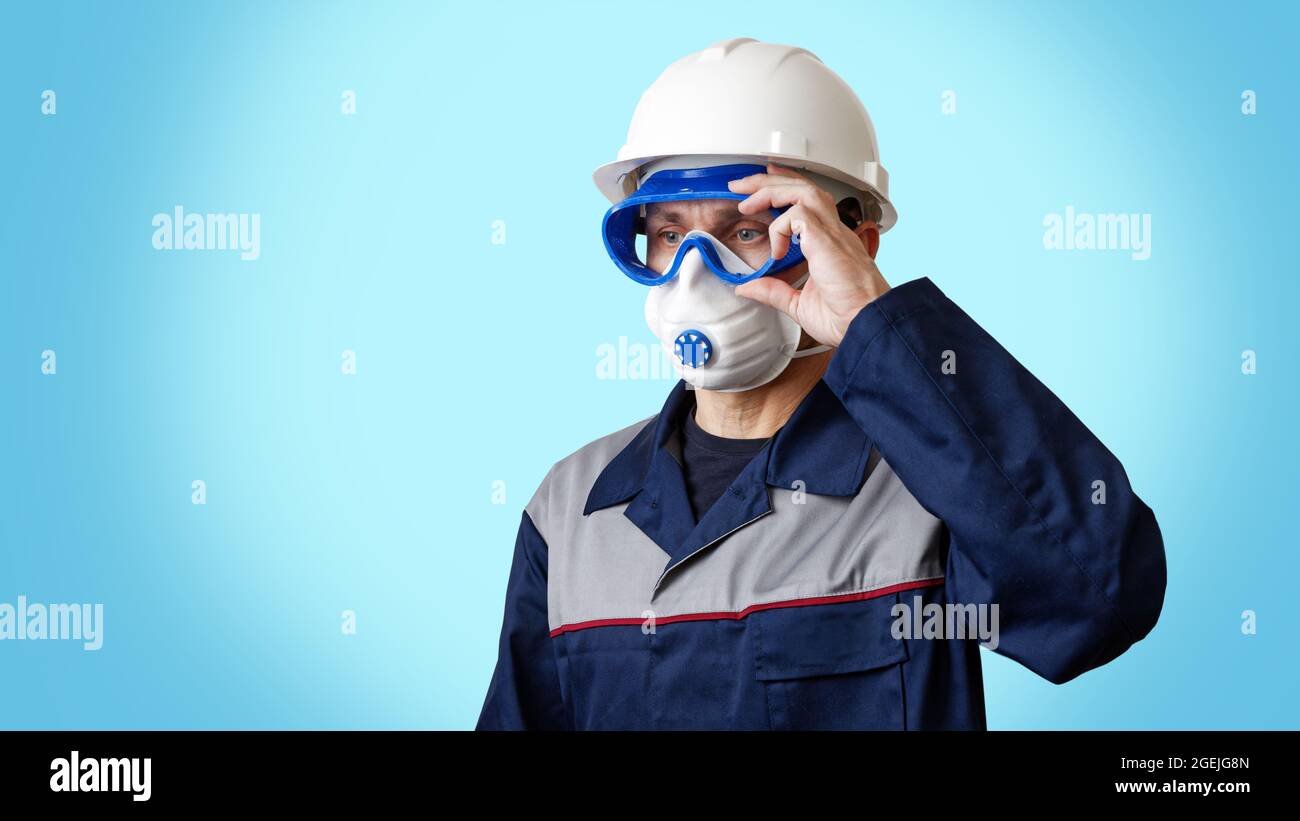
[476,38,1166,730]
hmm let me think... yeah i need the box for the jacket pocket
[752,592,909,730]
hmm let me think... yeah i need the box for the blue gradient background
[1,0,1295,729]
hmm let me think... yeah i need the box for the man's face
[642,199,808,285]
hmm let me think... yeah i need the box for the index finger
[726,162,813,192]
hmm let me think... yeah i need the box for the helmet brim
[593,151,897,233]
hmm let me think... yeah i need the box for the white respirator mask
[644,230,831,392]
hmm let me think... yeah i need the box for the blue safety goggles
[601,163,806,286]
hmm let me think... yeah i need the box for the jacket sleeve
[822,276,1167,684]
[475,510,570,729]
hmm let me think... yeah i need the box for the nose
[674,246,714,292]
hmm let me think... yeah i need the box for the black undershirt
[679,409,772,521]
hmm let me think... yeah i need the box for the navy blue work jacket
[477,277,1166,730]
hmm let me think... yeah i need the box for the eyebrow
[645,201,751,225]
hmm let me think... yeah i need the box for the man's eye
[660,230,682,245]
[737,228,764,242]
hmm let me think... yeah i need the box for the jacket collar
[583,378,877,563]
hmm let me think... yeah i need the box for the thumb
[735,276,800,319]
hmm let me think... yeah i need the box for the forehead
[643,198,770,225]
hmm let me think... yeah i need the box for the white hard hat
[593,37,896,232]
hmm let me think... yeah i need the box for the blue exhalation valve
[674,330,712,368]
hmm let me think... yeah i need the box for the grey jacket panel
[526,417,945,634]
